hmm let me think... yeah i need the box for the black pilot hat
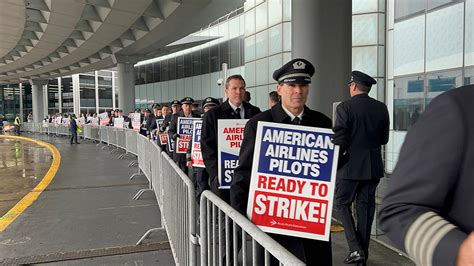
[170,100,181,106]
[180,97,194,105]
[349,71,377,87]
[202,97,220,108]
[144,108,151,113]
[273,58,315,85]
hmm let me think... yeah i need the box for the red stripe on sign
[251,190,328,235]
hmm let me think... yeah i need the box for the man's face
[172,104,181,114]
[154,109,160,116]
[225,79,245,106]
[182,103,191,115]
[162,107,170,115]
[277,83,309,110]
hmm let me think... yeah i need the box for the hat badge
[293,61,306,70]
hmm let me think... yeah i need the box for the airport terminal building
[0,0,473,250]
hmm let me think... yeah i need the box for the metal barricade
[130,134,152,200]
[200,191,305,266]
[160,152,197,266]
[48,124,57,135]
[116,128,126,150]
[135,142,166,246]
[83,124,92,140]
[125,129,138,156]
[99,126,109,145]
[108,127,118,147]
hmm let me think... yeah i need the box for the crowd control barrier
[200,191,304,266]
[20,122,306,266]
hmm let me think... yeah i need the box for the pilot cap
[180,97,194,105]
[202,97,220,108]
[273,58,315,85]
[349,71,377,87]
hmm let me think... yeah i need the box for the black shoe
[344,250,365,264]
[75,142,80,144]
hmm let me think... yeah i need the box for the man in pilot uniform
[230,59,333,265]
[332,70,389,264]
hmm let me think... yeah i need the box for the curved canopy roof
[0,0,243,84]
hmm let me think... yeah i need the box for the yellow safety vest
[14,117,21,125]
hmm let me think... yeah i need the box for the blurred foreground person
[379,85,474,266]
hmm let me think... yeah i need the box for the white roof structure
[0,0,242,84]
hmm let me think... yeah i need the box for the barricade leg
[129,168,144,180]
[135,227,165,246]
[128,160,138,167]
[132,179,153,200]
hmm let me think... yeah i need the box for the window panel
[353,0,379,14]
[184,53,193,77]
[192,51,201,76]
[352,14,379,46]
[395,0,426,20]
[153,62,161,82]
[465,0,474,66]
[268,0,282,26]
[177,55,185,79]
[161,60,169,81]
[268,24,282,55]
[245,35,256,62]
[352,46,378,77]
[230,38,241,68]
[393,75,425,131]
[255,1,268,32]
[210,44,220,72]
[219,41,229,66]
[201,47,210,74]
[426,3,464,72]
[255,30,268,59]
[394,15,425,76]
[168,57,176,80]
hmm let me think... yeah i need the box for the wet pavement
[0,137,52,216]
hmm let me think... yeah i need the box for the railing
[20,122,305,266]
[200,191,305,266]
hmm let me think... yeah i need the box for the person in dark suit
[332,70,389,264]
[186,97,220,202]
[140,109,151,136]
[230,59,332,265]
[70,114,79,144]
[379,85,474,266]
[201,74,261,204]
[169,97,201,174]
[161,101,181,156]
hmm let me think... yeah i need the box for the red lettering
[258,175,267,189]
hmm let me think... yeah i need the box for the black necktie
[292,117,301,125]
[235,108,241,119]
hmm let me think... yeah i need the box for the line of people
[141,58,390,266]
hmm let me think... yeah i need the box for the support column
[29,79,49,122]
[19,83,24,122]
[292,0,352,117]
[117,62,136,113]
[58,77,63,113]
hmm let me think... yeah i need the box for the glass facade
[391,0,471,132]
[134,7,246,108]
[0,84,21,121]
[0,70,115,121]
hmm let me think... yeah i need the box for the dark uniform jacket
[230,103,332,265]
[201,100,261,183]
[334,94,389,180]
[379,85,474,266]
[149,115,164,132]
[70,118,78,133]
